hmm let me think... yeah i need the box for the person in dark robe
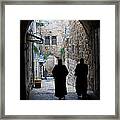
[75,58,88,99]
[44,68,48,80]
[52,59,68,100]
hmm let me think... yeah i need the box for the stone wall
[36,20,69,74]
[66,20,94,91]
[37,20,69,58]
[25,36,33,99]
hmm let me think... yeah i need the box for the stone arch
[66,20,100,98]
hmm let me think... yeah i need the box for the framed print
[0,0,119,119]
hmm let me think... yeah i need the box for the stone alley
[29,77,78,100]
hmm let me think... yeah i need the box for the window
[45,36,50,45]
[52,36,57,45]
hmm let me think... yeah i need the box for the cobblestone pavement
[29,77,98,100]
[29,77,78,100]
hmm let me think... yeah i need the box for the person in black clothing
[52,59,68,100]
[75,58,88,99]
[44,68,48,80]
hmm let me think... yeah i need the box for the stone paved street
[29,77,78,100]
[29,77,98,100]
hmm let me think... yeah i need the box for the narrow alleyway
[20,20,100,100]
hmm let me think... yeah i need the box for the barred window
[45,36,50,45]
[52,36,57,45]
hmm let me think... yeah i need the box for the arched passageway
[20,20,100,100]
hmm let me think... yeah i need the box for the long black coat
[75,63,88,96]
[52,65,68,98]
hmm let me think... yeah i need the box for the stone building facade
[35,20,69,74]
